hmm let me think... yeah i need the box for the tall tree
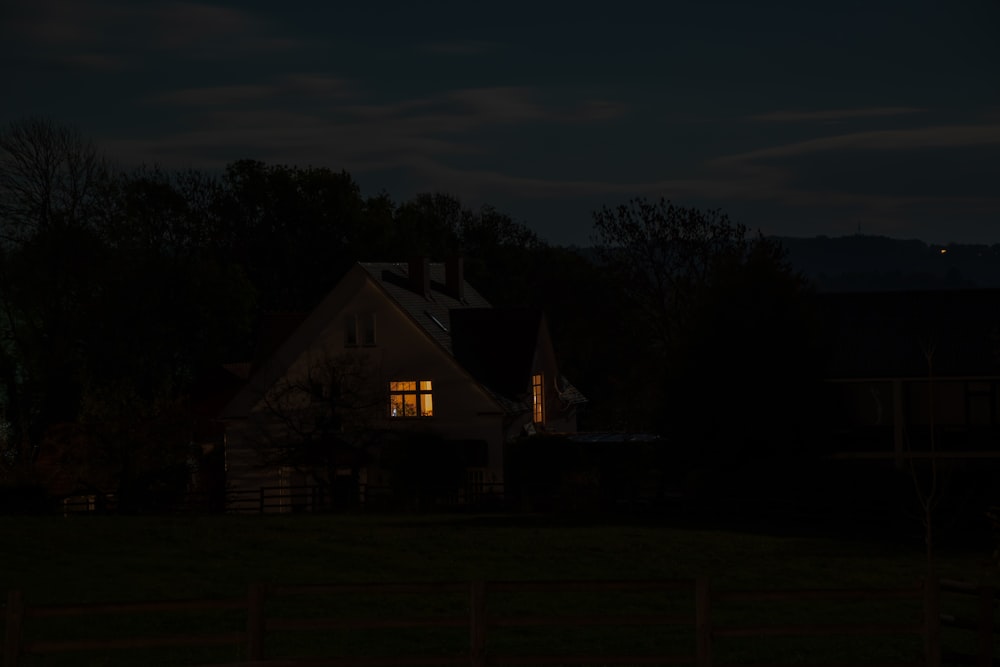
[390,192,467,258]
[0,117,109,243]
[592,197,824,462]
[253,351,383,507]
[459,204,541,305]
[592,198,759,355]
[0,224,109,474]
[100,164,224,254]
[0,121,258,504]
[216,160,365,310]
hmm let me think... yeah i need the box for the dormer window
[345,313,376,347]
[532,373,544,424]
[389,380,433,417]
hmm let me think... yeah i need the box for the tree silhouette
[0,119,257,506]
[0,116,109,243]
[593,197,825,502]
[252,352,383,508]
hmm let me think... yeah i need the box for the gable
[357,261,491,354]
[222,265,373,418]
[221,263,505,419]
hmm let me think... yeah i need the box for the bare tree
[0,116,109,243]
[591,197,764,353]
[0,118,109,475]
[590,197,816,444]
[253,352,383,505]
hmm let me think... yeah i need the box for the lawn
[1,512,996,666]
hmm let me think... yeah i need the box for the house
[218,257,585,511]
[820,288,1000,463]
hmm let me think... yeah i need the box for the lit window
[345,313,376,347]
[532,373,543,423]
[389,380,433,417]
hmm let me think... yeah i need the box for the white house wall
[224,266,510,509]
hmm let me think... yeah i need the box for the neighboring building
[820,289,1000,463]
[218,258,585,511]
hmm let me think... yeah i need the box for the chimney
[408,257,430,298]
[445,255,464,301]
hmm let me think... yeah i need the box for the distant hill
[774,235,1000,292]
[569,235,1000,291]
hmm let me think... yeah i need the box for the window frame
[345,312,377,347]
[532,373,544,424]
[388,379,434,418]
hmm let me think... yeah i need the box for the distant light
[940,248,947,254]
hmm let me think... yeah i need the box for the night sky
[4,0,999,246]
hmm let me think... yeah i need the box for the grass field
[1,512,996,665]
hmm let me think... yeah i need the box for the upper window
[345,313,376,347]
[532,373,544,423]
[389,380,433,417]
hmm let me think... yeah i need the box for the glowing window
[389,380,433,417]
[532,373,543,423]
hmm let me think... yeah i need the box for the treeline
[0,117,824,508]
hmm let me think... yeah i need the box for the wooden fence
[225,483,506,515]
[3,578,995,667]
[54,484,504,516]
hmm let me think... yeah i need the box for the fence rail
[3,591,251,666]
[224,483,506,515]
[4,578,994,667]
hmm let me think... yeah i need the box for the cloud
[573,100,627,122]
[103,79,635,221]
[146,2,301,55]
[149,85,276,107]
[7,0,302,70]
[751,107,926,123]
[666,119,1000,238]
[61,52,134,71]
[447,87,550,123]
[374,155,746,203]
[138,80,619,163]
[717,124,1000,163]
[148,75,354,107]
[106,68,999,246]
[420,39,500,55]
[4,0,93,45]
[282,74,356,98]
[101,102,479,171]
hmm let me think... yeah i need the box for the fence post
[3,590,24,667]
[979,586,994,667]
[695,577,712,667]
[247,583,266,661]
[469,580,486,667]
[923,578,941,667]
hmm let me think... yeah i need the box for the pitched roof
[359,263,548,410]
[221,260,584,418]
[357,262,491,354]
